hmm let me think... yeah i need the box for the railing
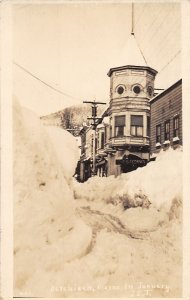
[106,136,150,146]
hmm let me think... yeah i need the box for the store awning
[116,154,147,166]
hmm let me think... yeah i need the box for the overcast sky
[13,2,181,116]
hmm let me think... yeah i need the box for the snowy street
[13,100,182,298]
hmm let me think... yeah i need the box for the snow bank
[70,149,182,297]
[74,148,182,213]
[13,98,92,296]
[74,147,182,232]
[13,97,182,297]
[45,126,79,181]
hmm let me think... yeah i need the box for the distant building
[150,79,182,154]
[96,116,109,177]
[77,126,94,182]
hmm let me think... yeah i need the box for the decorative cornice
[107,65,158,77]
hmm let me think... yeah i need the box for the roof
[108,33,157,76]
[150,79,182,105]
[107,65,157,77]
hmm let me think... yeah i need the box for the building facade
[150,79,182,154]
[77,78,182,181]
[95,117,109,176]
[77,34,182,181]
[77,126,93,182]
[105,64,157,176]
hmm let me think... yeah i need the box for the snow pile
[45,126,79,182]
[74,147,182,234]
[70,148,182,297]
[13,97,182,298]
[74,148,182,215]
[13,99,92,296]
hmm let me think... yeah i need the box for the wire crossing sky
[14,61,81,101]
[13,2,181,116]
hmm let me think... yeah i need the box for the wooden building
[150,79,182,154]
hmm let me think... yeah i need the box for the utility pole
[83,100,106,176]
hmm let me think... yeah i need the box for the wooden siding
[150,82,182,153]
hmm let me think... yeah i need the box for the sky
[12,1,181,116]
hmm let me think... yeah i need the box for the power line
[159,50,181,73]
[136,9,173,56]
[146,15,181,60]
[133,4,147,29]
[136,5,163,39]
[13,61,80,101]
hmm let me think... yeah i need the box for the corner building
[106,34,157,176]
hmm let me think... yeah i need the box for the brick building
[150,79,182,154]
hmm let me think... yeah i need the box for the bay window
[115,115,125,137]
[131,115,143,137]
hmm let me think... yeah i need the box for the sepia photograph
[1,0,189,299]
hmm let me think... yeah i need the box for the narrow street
[13,101,182,298]
[10,2,183,297]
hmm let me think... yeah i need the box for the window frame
[130,115,143,137]
[147,116,150,137]
[173,116,179,138]
[109,118,112,139]
[156,124,161,143]
[164,120,170,141]
[114,115,126,137]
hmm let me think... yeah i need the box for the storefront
[116,154,147,173]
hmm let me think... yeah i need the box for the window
[156,124,161,143]
[147,86,153,97]
[164,120,170,140]
[147,116,150,137]
[110,126,112,139]
[131,115,143,137]
[100,132,105,149]
[95,138,98,151]
[115,115,125,137]
[105,127,107,143]
[133,85,141,94]
[173,116,179,138]
[109,118,112,139]
[117,86,125,95]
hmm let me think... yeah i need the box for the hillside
[40,104,106,135]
